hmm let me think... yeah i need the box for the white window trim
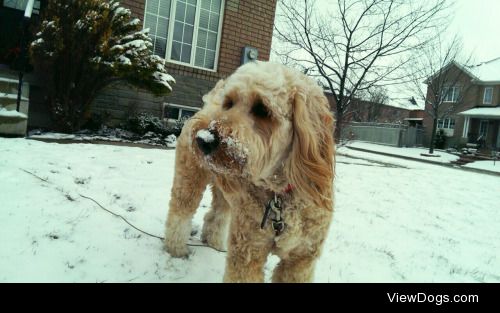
[162,102,200,122]
[144,0,225,72]
[479,120,488,137]
[437,118,455,130]
[483,87,493,104]
[462,116,470,138]
[443,86,460,103]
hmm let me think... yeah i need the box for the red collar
[283,183,294,194]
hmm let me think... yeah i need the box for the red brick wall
[409,110,425,118]
[217,0,276,77]
[120,0,145,19]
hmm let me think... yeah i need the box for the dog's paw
[164,241,190,258]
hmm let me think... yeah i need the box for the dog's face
[188,61,335,202]
[190,62,294,182]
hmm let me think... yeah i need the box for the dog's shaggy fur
[164,61,335,283]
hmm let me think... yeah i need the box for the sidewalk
[341,141,500,177]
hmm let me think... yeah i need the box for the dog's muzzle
[195,129,220,155]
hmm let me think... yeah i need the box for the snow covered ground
[0,138,499,282]
[28,130,177,148]
[464,160,500,174]
[345,141,460,163]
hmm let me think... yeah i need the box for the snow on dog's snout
[192,120,249,174]
[195,129,215,143]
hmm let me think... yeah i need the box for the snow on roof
[385,96,425,111]
[384,84,425,111]
[458,106,500,118]
[466,57,500,83]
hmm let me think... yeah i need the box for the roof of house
[458,106,500,118]
[425,57,500,85]
[467,57,500,83]
[385,96,425,111]
[384,84,425,111]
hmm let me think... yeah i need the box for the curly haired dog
[164,61,335,283]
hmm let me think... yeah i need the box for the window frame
[437,118,455,130]
[144,0,225,72]
[162,103,200,123]
[483,87,493,104]
[442,86,460,103]
[479,120,488,137]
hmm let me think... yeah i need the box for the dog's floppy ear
[286,82,335,209]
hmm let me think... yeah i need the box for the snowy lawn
[1,138,499,282]
[345,141,460,164]
[464,160,500,174]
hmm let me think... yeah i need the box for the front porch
[459,107,500,152]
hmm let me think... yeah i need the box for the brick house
[422,58,500,150]
[0,0,277,130]
[325,91,424,125]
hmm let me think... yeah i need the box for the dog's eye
[223,98,234,110]
[251,100,270,118]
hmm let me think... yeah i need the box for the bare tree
[406,35,473,154]
[348,86,387,122]
[366,87,388,122]
[274,0,450,141]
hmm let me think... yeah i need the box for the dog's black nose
[196,129,220,155]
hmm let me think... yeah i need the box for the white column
[462,117,470,138]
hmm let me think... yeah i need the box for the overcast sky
[450,0,500,63]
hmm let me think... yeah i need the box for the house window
[442,86,460,103]
[479,120,488,137]
[163,103,199,121]
[483,87,493,104]
[437,118,455,129]
[3,0,41,14]
[144,0,224,71]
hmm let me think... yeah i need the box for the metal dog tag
[260,196,283,230]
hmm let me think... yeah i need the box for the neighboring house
[422,58,500,150]
[0,0,277,130]
[325,90,424,125]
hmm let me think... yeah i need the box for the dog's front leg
[164,129,210,258]
[201,185,231,251]
[272,214,331,283]
[223,212,273,283]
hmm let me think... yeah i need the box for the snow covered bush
[30,0,175,132]
[123,112,168,137]
[170,116,190,137]
[165,134,177,147]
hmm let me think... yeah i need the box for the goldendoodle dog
[164,61,335,283]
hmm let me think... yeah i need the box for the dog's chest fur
[219,181,332,258]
